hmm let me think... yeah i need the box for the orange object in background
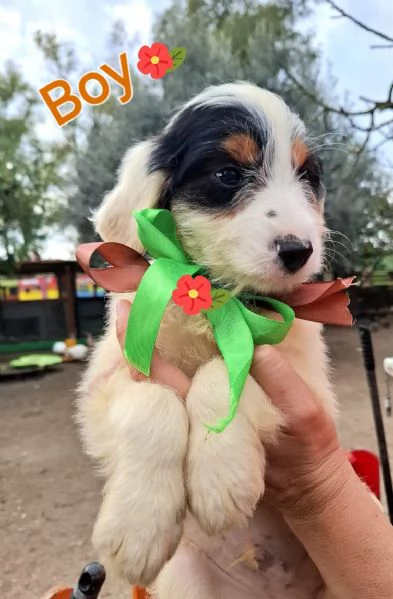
[43,585,149,599]
[133,588,150,599]
[65,338,77,348]
[41,588,72,599]
[348,450,380,499]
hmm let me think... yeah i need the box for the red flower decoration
[137,42,173,79]
[172,275,212,315]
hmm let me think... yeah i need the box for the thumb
[116,299,148,382]
[251,345,319,422]
[115,299,191,399]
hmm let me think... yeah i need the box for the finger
[115,299,131,349]
[251,345,323,426]
[149,358,191,401]
[115,299,191,400]
[116,299,148,382]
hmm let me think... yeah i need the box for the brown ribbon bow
[76,242,354,327]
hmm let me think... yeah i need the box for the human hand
[252,346,393,599]
[251,345,350,522]
[116,299,191,400]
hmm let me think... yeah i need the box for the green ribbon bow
[124,208,295,432]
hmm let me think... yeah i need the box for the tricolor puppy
[78,82,336,599]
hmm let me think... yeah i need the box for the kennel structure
[0,259,105,351]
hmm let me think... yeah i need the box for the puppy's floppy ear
[93,139,165,252]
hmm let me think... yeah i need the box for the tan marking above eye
[223,133,259,165]
[292,138,309,168]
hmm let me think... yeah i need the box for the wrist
[281,447,355,524]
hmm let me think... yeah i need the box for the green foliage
[354,193,393,266]
[34,31,78,78]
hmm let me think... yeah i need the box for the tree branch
[347,116,393,133]
[370,44,393,50]
[285,70,376,117]
[326,0,393,44]
[389,82,393,103]
[285,69,393,134]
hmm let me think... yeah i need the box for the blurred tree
[70,75,167,239]
[290,1,393,154]
[34,31,81,155]
[356,193,393,267]
[34,26,160,240]
[0,64,64,265]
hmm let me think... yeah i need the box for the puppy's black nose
[275,236,313,273]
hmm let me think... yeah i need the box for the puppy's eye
[299,167,313,182]
[299,168,319,190]
[298,157,322,191]
[215,167,242,187]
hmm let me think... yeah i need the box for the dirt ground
[1,323,393,599]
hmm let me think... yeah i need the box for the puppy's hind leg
[185,358,282,536]
[89,370,188,587]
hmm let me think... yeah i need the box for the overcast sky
[0,0,392,258]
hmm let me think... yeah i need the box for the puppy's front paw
[92,491,184,586]
[186,359,277,536]
[91,381,189,586]
[187,430,265,536]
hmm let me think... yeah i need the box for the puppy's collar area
[239,279,354,327]
[76,209,353,432]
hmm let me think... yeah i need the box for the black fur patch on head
[148,102,270,211]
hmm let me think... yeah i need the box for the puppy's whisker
[323,248,351,268]
[328,239,352,257]
[326,229,353,248]
[324,238,352,259]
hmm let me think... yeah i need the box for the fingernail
[131,369,147,382]
[251,345,278,377]
[253,345,275,361]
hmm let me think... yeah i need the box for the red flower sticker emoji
[172,275,213,316]
[137,42,173,79]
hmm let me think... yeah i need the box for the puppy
[77,82,337,599]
